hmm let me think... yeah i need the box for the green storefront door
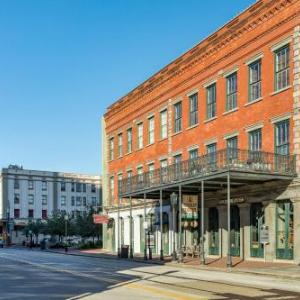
[140,216,145,254]
[230,206,240,257]
[276,200,294,260]
[250,203,264,258]
[209,207,219,255]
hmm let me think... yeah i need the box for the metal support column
[129,196,133,259]
[160,189,164,261]
[117,198,120,257]
[144,193,147,260]
[227,172,232,268]
[178,185,183,262]
[200,180,205,265]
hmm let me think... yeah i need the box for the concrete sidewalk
[44,247,300,280]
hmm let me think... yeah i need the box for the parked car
[0,238,4,248]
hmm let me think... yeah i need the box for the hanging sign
[218,198,245,205]
[147,233,155,248]
[93,214,109,224]
[182,195,197,214]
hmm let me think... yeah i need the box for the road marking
[127,282,209,300]
[66,293,92,300]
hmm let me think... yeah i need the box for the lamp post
[64,215,69,253]
[6,208,10,246]
[29,230,33,249]
[170,192,178,261]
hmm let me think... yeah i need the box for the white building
[0,165,102,244]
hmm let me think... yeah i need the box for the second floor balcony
[118,149,296,197]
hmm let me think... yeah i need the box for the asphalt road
[0,248,300,300]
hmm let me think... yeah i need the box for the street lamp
[29,230,33,249]
[64,215,69,253]
[6,208,10,246]
[170,192,178,261]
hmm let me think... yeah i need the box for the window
[207,143,217,166]
[137,166,143,183]
[91,184,96,193]
[127,128,132,153]
[76,183,82,193]
[61,181,66,192]
[42,209,47,219]
[42,195,47,205]
[249,129,262,151]
[160,110,168,139]
[14,193,20,205]
[61,196,66,206]
[118,133,123,157]
[249,60,261,102]
[14,209,20,219]
[275,119,289,155]
[76,196,82,206]
[28,209,34,218]
[71,196,75,206]
[189,93,198,126]
[110,176,114,199]
[28,180,34,190]
[109,137,114,160]
[71,182,75,192]
[82,183,86,193]
[14,178,19,189]
[148,117,155,144]
[226,72,237,111]
[226,136,238,160]
[189,149,198,160]
[82,196,87,206]
[206,84,216,119]
[91,197,97,206]
[174,154,182,165]
[148,163,155,183]
[42,181,47,191]
[160,159,168,169]
[275,45,290,91]
[118,173,123,194]
[148,163,155,173]
[137,123,143,149]
[28,194,34,205]
[174,102,182,133]
[127,170,133,179]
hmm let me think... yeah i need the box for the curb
[45,249,300,281]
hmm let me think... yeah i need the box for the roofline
[104,0,259,115]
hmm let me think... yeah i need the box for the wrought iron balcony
[119,149,296,196]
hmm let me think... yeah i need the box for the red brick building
[102,0,300,265]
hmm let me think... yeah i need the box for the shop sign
[93,214,109,224]
[182,195,197,214]
[218,198,244,205]
[260,225,269,244]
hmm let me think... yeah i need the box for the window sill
[172,130,183,136]
[204,116,217,124]
[186,124,199,131]
[124,151,133,156]
[158,137,168,142]
[270,85,292,96]
[146,143,154,148]
[223,107,238,116]
[244,97,263,107]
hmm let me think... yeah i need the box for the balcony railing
[119,149,296,196]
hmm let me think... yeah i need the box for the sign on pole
[260,225,269,244]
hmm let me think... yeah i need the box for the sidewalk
[45,247,300,280]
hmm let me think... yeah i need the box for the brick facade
[102,0,300,262]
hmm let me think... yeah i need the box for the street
[0,248,300,300]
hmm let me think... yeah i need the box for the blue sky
[0,0,254,175]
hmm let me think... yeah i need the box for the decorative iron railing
[119,149,296,196]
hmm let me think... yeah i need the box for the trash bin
[121,245,129,258]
